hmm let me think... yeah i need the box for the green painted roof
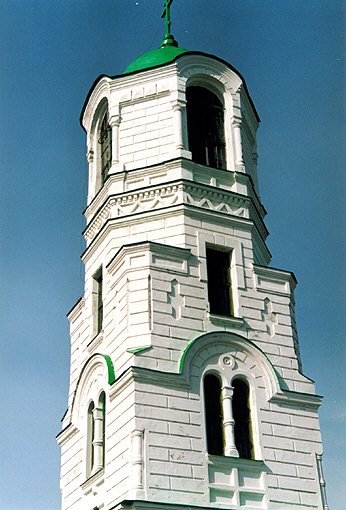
[124,45,189,74]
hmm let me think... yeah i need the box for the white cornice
[107,240,191,275]
[56,423,79,446]
[253,265,297,295]
[67,298,85,322]
[270,390,323,410]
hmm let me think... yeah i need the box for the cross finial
[161,0,178,47]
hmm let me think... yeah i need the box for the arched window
[186,86,226,169]
[232,378,254,459]
[86,393,106,478]
[204,373,224,455]
[98,110,112,185]
[99,391,106,466]
[87,401,95,476]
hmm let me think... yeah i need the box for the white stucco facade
[57,51,328,510]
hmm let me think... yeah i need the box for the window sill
[87,330,104,353]
[81,468,104,493]
[208,313,245,329]
[208,454,265,470]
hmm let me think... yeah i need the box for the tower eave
[80,51,260,132]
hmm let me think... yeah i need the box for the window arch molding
[186,74,225,105]
[70,353,115,429]
[180,331,280,401]
[180,332,282,461]
[70,354,112,477]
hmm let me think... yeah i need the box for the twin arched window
[204,374,254,459]
[186,86,226,170]
[87,391,106,477]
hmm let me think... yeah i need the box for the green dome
[124,45,189,74]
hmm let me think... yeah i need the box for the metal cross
[161,0,173,37]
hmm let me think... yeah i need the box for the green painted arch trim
[103,354,116,385]
[178,331,282,390]
[69,353,116,423]
[124,45,189,74]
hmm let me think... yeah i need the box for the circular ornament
[220,354,235,369]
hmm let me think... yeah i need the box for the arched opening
[99,391,106,466]
[186,86,226,169]
[98,110,112,185]
[87,401,95,476]
[204,373,224,455]
[232,378,254,459]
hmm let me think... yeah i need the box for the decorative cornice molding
[84,157,266,222]
[83,179,267,245]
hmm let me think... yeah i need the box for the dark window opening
[94,269,103,334]
[206,248,233,316]
[186,86,226,169]
[87,401,95,474]
[204,373,224,455]
[232,379,254,459]
[100,391,106,466]
[98,111,112,185]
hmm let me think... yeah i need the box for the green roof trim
[127,345,152,355]
[124,45,189,74]
[103,354,116,385]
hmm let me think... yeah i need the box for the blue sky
[0,1,345,509]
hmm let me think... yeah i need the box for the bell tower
[57,4,328,510]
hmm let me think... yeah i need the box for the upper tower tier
[81,50,261,209]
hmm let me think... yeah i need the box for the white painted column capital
[221,385,239,457]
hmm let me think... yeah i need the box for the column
[171,99,186,150]
[109,114,120,166]
[232,117,245,167]
[221,385,239,457]
[86,140,95,204]
[131,429,144,490]
[91,407,104,473]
